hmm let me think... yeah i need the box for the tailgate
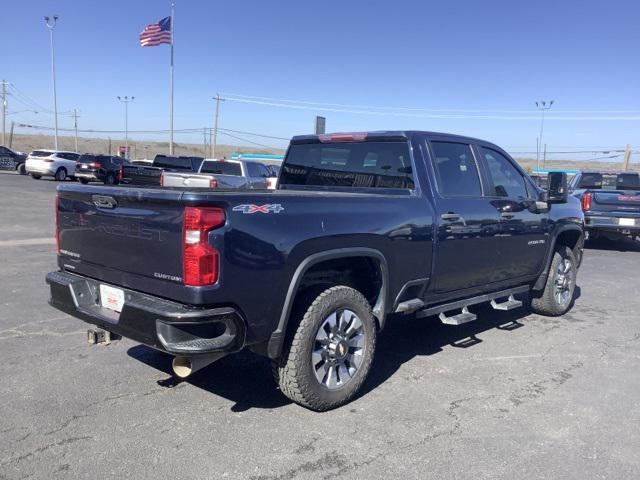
[592,190,640,213]
[58,185,185,282]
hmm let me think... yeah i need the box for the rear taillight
[55,194,60,255]
[209,178,219,188]
[160,173,165,187]
[92,162,102,168]
[117,166,123,183]
[581,192,592,212]
[182,207,225,286]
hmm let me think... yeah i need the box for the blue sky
[2,0,639,159]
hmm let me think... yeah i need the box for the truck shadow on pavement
[127,289,582,412]
[584,237,640,253]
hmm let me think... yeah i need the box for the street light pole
[1,80,7,146]
[71,108,79,152]
[117,96,134,156]
[535,100,554,171]
[44,15,59,151]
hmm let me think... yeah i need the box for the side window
[258,164,270,177]
[481,148,529,199]
[430,141,482,196]
[246,162,261,177]
[0,146,9,155]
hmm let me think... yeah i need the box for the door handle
[500,212,515,219]
[441,213,461,221]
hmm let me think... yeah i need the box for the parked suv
[75,154,126,185]
[0,146,27,174]
[25,150,80,181]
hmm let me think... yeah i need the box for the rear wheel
[54,168,67,181]
[104,172,116,185]
[79,178,89,184]
[531,245,577,316]
[16,163,27,175]
[30,174,41,180]
[274,285,377,411]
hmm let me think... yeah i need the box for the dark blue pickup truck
[47,131,584,410]
[569,171,640,242]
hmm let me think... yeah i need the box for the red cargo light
[182,207,225,286]
[318,132,368,143]
[581,192,592,212]
[55,193,60,255]
[209,178,219,189]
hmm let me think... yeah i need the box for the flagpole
[169,1,175,155]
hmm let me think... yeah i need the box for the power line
[222,93,640,114]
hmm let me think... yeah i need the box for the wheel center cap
[330,339,348,360]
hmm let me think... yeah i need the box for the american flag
[140,16,172,47]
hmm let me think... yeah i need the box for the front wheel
[274,285,377,411]
[531,246,577,316]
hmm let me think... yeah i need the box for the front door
[427,139,503,294]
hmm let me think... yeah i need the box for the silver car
[25,150,80,181]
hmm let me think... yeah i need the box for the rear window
[78,155,97,163]
[154,156,198,170]
[279,142,414,189]
[30,151,52,157]
[200,161,242,176]
[577,173,640,190]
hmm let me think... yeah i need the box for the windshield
[280,141,414,189]
[200,161,242,176]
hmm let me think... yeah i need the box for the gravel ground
[1,170,639,480]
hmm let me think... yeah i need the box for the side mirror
[547,172,568,203]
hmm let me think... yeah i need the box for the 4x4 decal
[232,204,284,214]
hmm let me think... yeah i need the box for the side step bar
[439,307,476,325]
[416,285,529,326]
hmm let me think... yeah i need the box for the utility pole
[623,144,632,171]
[543,143,547,168]
[211,94,225,159]
[535,100,554,171]
[117,96,134,156]
[44,15,59,150]
[71,108,79,152]
[8,121,14,148]
[1,80,7,146]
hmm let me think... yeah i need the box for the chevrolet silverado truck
[570,170,640,242]
[47,131,584,411]
[160,159,271,189]
[121,154,204,186]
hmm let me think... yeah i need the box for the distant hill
[6,133,285,159]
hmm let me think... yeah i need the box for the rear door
[426,138,502,293]
[477,146,548,279]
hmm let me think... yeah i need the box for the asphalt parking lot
[1,170,639,480]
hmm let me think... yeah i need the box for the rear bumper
[74,171,100,180]
[585,214,640,234]
[46,271,246,356]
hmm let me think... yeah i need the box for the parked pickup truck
[161,159,271,189]
[47,131,584,411]
[570,170,640,241]
[121,154,204,185]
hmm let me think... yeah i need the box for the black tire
[531,245,577,316]
[16,163,27,175]
[30,174,41,180]
[104,172,116,185]
[273,285,377,411]
[54,168,67,182]
[79,178,89,184]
